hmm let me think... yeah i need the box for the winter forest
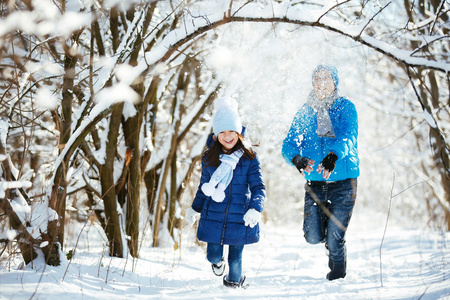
[0,0,449,299]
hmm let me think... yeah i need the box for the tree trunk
[122,113,142,258]
[100,102,124,257]
[0,196,37,264]
[430,126,450,230]
[145,163,162,215]
[143,77,162,216]
[409,68,450,230]
[168,152,178,238]
[0,141,37,264]
[45,45,79,266]
[426,71,450,230]
[153,109,181,247]
[117,4,159,256]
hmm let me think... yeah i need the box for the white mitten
[185,207,200,226]
[243,208,261,228]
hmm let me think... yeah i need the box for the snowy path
[1,211,449,300]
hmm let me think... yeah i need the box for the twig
[122,250,129,277]
[317,0,352,23]
[98,246,106,278]
[410,35,450,57]
[231,0,252,17]
[429,0,446,35]
[255,252,270,278]
[105,252,114,284]
[358,2,391,37]
[379,172,395,287]
[62,204,97,281]
[417,285,431,300]
[29,260,48,300]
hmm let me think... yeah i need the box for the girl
[185,97,265,288]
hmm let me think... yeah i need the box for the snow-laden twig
[133,4,449,97]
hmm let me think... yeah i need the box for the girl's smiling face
[217,130,239,151]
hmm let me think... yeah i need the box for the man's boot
[327,259,346,281]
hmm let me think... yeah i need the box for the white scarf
[306,90,339,138]
[201,149,244,202]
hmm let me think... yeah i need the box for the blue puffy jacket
[192,134,265,245]
[282,97,359,181]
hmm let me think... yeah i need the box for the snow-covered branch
[131,2,448,88]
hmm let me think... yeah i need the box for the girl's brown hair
[203,134,256,168]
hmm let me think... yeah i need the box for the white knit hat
[213,97,242,136]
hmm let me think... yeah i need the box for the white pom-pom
[212,189,225,203]
[202,182,216,196]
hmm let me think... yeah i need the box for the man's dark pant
[303,178,357,265]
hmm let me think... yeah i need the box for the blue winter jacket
[282,97,360,181]
[192,134,266,245]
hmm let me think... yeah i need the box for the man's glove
[184,207,200,226]
[243,208,261,228]
[292,155,314,174]
[319,152,338,173]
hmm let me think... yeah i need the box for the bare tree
[0,0,448,266]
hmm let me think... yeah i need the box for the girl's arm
[191,160,211,212]
[247,155,266,212]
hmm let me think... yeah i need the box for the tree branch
[410,35,450,57]
[358,2,392,37]
[429,0,446,34]
[139,14,449,82]
[317,0,352,23]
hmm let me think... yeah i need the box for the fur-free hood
[312,64,339,88]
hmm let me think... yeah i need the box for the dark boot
[211,258,225,276]
[327,260,346,281]
[223,275,249,289]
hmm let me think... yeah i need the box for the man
[282,64,359,280]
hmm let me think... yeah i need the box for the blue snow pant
[207,243,244,283]
[303,178,357,266]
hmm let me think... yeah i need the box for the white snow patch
[35,87,59,110]
[0,212,448,299]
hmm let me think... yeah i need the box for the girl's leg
[206,243,223,264]
[227,245,244,283]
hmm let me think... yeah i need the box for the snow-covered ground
[1,206,449,300]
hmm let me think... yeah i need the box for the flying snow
[35,87,59,110]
